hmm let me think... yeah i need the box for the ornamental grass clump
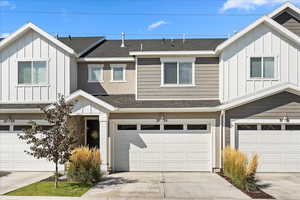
[67,147,102,185]
[223,146,259,192]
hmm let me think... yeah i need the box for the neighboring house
[1,2,300,173]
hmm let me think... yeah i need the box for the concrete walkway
[0,172,52,195]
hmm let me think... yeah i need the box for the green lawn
[5,181,91,197]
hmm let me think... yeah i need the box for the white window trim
[248,56,278,81]
[88,64,104,83]
[110,64,127,82]
[160,57,196,87]
[16,58,49,86]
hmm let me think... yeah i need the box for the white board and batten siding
[221,23,300,102]
[0,29,77,103]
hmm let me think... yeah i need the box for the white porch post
[99,113,108,172]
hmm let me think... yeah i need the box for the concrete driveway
[83,172,250,200]
[257,173,300,200]
[0,171,52,194]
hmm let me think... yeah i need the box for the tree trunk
[54,161,58,188]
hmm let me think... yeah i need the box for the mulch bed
[217,172,275,199]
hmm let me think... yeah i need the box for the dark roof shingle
[58,36,104,54]
[96,94,220,108]
[83,38,227,58]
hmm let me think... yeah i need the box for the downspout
[222,110,226,169]
[219,109,225,170]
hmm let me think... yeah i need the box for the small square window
[0,125,10,131]
[141,124,160,130]
[111,65,125,81]
[118,125,137,130]
[187,124,207,130]
[237,125,258,130]
[286,125,300,130]
[13,125,32,131]
[164,124,183,130]
[261,124,281,130]
[88,65,103,82]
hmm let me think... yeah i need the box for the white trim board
[129,51,215,56]
[0,22,76,56]
[78,57,135,62]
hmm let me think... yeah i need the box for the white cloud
[147,20,168,30]
[0,1,10,7]
[220,0,300,12]
[0,33,10,38]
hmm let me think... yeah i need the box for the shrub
[67,147,102,185]
[223,146,259,192]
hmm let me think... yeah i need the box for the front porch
[69,95,112,172]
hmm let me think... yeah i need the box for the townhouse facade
[1,2,300,172]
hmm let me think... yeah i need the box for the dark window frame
[0,125,10,131]
[187,124,208,131]
[237,125,258,131]
[261,124,282,130]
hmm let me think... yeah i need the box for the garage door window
[13,125,32,131]
[141,124,160,130]
[187,124,207,130]
[237,125,257,130]
[261,124,281,130]
[0,125,10,131]
[118,125,137,130]
[286,125,300,130]
[164,124,183,130]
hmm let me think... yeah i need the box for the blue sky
[0,0,300,39]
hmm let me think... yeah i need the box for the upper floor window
[161,58,195,86]
[250,57,275,79]
[88,64,103,82]
[18,60,47,85]
[111,64,126,82]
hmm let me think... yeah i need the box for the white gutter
[115,107,220,113]
[129,50,216,56]
[78,57,135,62]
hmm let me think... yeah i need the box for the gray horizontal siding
[225,91,300,146]
[137,58,219,100]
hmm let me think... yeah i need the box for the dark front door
[86,119,100,148]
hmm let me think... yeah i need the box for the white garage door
[0,124,62,171]
[113,120,213,172]
[237,124,300,172]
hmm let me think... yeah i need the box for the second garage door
[237,124,300,172]
[112,119,214,172]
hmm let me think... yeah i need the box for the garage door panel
[238,125,300,172]
[114,121,212,172]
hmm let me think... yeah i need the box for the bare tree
[19,95,76,188]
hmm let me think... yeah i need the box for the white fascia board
[66,90,117,111]
[78,57,135,62]
[78,38,105,57]
[268,2,300,18]
[0,22,76,56]
[0,109,42,113]
[220,83,300,110]
[129,51,216,56]
[115,107,220,113]
[215,16,300,54]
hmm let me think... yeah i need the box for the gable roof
[82,38,226,58]
[58,36,104,56]
[268,2,300,19]
[215,15,300,53]
[221,83,300,110]
[0,22,76,55]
